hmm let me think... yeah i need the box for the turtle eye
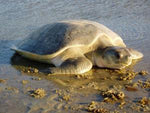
[115,52,123,59]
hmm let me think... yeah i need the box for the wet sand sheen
[0,0,150,113]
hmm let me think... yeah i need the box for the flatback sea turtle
[11,20,143,74]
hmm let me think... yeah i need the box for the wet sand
[0,0,150,113]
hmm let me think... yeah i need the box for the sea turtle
[11,20,143,74]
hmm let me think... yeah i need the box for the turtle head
[93,46,143,69]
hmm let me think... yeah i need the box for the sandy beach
[0,0,150,112]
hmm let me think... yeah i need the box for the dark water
[0,0,150,113]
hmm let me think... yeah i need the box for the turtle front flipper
[48,57,93,74]
[127,48,143,59]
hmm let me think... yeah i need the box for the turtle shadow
[10,53,54,74]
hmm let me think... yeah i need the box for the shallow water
[0,0,150,112]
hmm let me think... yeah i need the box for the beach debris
[22,67,39,73]
[87,101,108,113]
[87,82,99,90]
[5,86,19,94]
[138,70,149,76]
[131,97,150,112]
[119,71,138,81]
[139,97,150,106]
[31,77,42,81]
[101,89,125,102]
[22,80,29,85]
[55,89,71,102]
[118,101,126,109]
[0,78,6,83]
[137,79,150,88]
[29,88,46,98]
[125,85,138,91]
